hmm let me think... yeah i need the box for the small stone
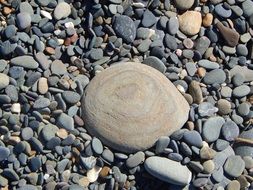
[62,91,81,104]
[234,128,253,157]
[16,12,31,30]
[78,177,90,187]
[38,77,48,95]
[217,99,231,115]
[57,113,74,131]
[198,60,219,70]
[203,13,213,27]
[51,60,67,75]
[179,11,202,36]
[143,56,166,73]
[232,73,245,87]
[237,102,250,116]
[144,156,192,186]
[183,130,203,148]
[203,160,215,174]
[174,0,194,10]
[54,2,71,20]
[243,156,253,169]
[99,166,111,177]
[198,102,218,117]
[102,149,114,163]
[202,116,225,142]
[91,137,103,155]
[21,127,33,141]
[80,156,96,170]
[10,56,38,69]
[221,86,232,98]
[226,180,241,190]
[0,147,10,162]
[11,103,21,114]
[155,136,170,154]
[56,129,68,139]
[189,81,203,104]
[142,9,157,27]
[221,120,239,141]
[216,22,239,47]
[126,151,145,168]
[242,0,253,17]
[167,17,179,35]
[33,97,50,109]
[0,73,9,90]
[200,146,217,160]
[193,178,208,187]
[232,85,250,98]
[29,157,42,172]
[113,15,136,43]
[87,166,102,183]
[203,69,226,84]
[224,155,245,177]
[230,66,253,82]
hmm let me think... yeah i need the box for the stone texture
[82,62,189,153]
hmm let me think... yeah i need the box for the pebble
[54,2,71,20]
[19,2,34,15]
[215,4,232,18]
[0,73,9,90]
[126,151,145,168]
[200,146,216,160]
[167,17,179,35]
[198,102,218,117]
[144,156,192,186]
[198,60,219,70]
[232,85,250,98]
[113,15,136,43]
[87,166,102,183]
[142,9,157,27]
[235,128,253,157]
[216,22,239,47]
[183,130,203,148]
[237,102,250,116]
[242,0,253,17]
[29,157,41,172]
[155,136,170,154]
[38,77,48,94]
[33,97,50,109]
[178,11,202,36]
[221,120,239,141]
[57,113,74,131]
[0,147,10,162]
[62,91,81,104]
[230,66,253,82]
[226,180,241,190]
[203,13,213,27]
[202,116,225,142]
[224,155,245,177]
[143,56,166,73]
[51,60,67,75]
[10,56,39,69]
[217,99,231,115]
[174,0,194,10]
[203,69,226,84]
[16,12,31,30]
[189,81,203,104]
[91,137,103,155]
[21,127,33,141]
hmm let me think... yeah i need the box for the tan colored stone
[82,62,190,153]
[179,11,202,36]
[38,77,48,95]
[99,166,111,177]
[56,128,68,139]
[197,67,206,78]
[202,13,213,27]
[78,176,90,187]
[3,7,12,15]
[189,81,203,104]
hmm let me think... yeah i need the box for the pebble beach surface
[0,0,253,190]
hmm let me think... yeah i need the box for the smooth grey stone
[212,167,224,182]
[232,73,244,86]
[91,137,103,154]
[113,15,136,43]
[30,137,43,152]
[126,151,145,168]
[0,60,7,72]
[10,56,39,69]
[224,155,245,177]
[235,128,253,157]
[215,139,230,151]
[21,127,33,141]
[203,69,226,84]
[232,85,250,98]
[193,178,208,187]
[0,147,10,161]
[137,39,152,53]
[57,113,74,131]
[230,66,253,82]
[80,156,96,170]
[143,56,166,73]
[16,12,31,30]
[5,85,18,102]
[168,153,183,162]
[165,34,177,50]
[183,130,203,148]
[144,156,192,186]
[202,116,225,142]
[231,5,243,17]
[142,9,157,27]
[174,0,194,10]
[62,91,81,104]
[221,121,239,141]
[4,25,17,38]
[19,2,34,15]
[51,60,67,75]
[2,169,19,181]
[57,159,69,173]
[0,73,9,90]
[90,48,103,61]
[195,36,211,55]
[198,102,218,117]
[17,185,37,190]
[215,4,232,18]
[41,124,58,141]
[167,17,179,35]
[155,136,170,154]
[198,60,219,70]
[102,149,114,163]
[35,52,50,70]
[213,146,235,168]
[186,62,197,76]
[236,44,248,56]
[222,46,236,54]
[242,0,253,17]
[0,41,17,55]
[33,97,50,109]
[159,16,168,30]
[137,27,153,39]
[221,86,232,98]
[29,157,41,171]
[237,102,250,116]
[188,161,204,173]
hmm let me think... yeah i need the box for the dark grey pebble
[164,34,177,50]
[33,97,50,109]
[29,157,41,172]
[183,130,203,148]
[113,15,136,43]
[4,25,17,38]
[142,9,157,27]
[80,156,96,170]
[198,60,219,70]
[0,147,10,162]
[57,113,74,131]
[10,56,39,69]
[235,128,253,157]
[2,169,19,181]
[143,56,166,73]
[167,17,179,35]
[203,69,226,84]
[155,136,170,154]
[91,137,103,155]
[62,91,81,104]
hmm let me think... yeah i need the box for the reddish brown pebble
[3,7,12,15]
[99,166,111,177]
[45,47,55,55]
[197,67,206,78]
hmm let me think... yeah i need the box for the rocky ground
[0,0,253,190]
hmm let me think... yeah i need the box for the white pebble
[41,10,52,20]
[11,103,21,114]
[177,85,185,93]
[86,166,102,183]
[44,174,50,180]
[64,22,74,28]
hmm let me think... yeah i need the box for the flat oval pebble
[126,151,145,168]
[91,137,103,155]
[232,85,250,98]
[143,56,166,73]
[54,2,71,20]
[202,116,225,142]
[198,60,219,70]
[183,130,203,148]
[62,91,81,104]
[10,56,39,69]
[221,120,239,141]
[224,155,245,177]
[82,62,189,153]
[203,69,226,84]
[144,156,192,186]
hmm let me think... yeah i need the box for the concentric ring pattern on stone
[82,62,190,153]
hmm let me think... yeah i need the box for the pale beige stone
[179,11,202,36]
